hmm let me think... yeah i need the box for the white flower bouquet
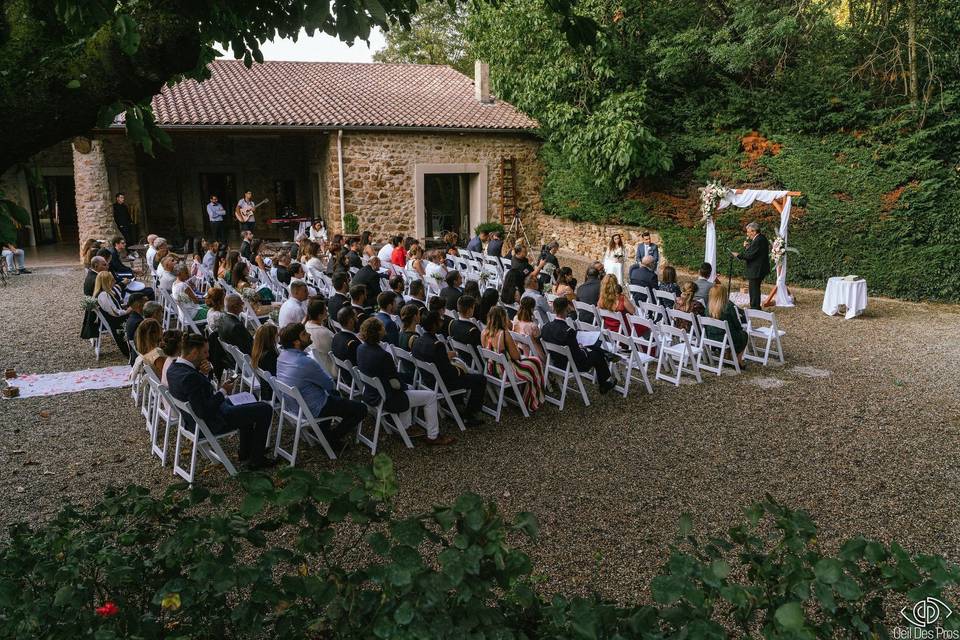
[770,234,798,266]
[698,181,728,224]
[613,249,624,261]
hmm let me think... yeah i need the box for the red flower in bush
[95,602,119,617]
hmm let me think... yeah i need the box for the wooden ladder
[499,156,517,223]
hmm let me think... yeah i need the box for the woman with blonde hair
[672,281,705,332]
[91,271,131,356]
[597,273,635,333]
[130,318,165,379]
[405,245,426,280]
[705,284,748,366]
[602,233,627,285]
[481,306,544,412]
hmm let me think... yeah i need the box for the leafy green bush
[342,213,359,235]
[475,221,505,236]
[1,458,957,638]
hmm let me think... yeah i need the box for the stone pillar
[72,137,118,259]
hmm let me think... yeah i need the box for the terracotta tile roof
[148,60,538,131]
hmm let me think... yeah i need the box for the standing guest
[501,245,542,305]
[634,231,659,272]
[349,285,372,325]
[206,195,227,244]
[486,230,504,257]
[351,256,388,305]
[541,297,615,394]
[538,241,560,288]
[657,265,682,304]
[694,262,715,306]
[1,240,30,275]
[597,274,636,334]
[220,294,253,354]
[391,236,408,268]
[673,282,705,332]
[308,220,327,242]
[124,293,149,342]
[202,241,219,274]
[250,324,279,400]
[235,190,257,232]
[277,323,367,449]
[603,234,627,285]
[357,317,455,446]
[172,264,208,321]
[413,311,486,427]
[553,267,577,300]
[327,273,351,324]
[628,255,659,301]
[440,270,463,311]
[406,280,427,310]
[112,193,132,243]
[375,291,401,346]
[205,287,227,335]
[278,281,309,328]
[93,271,131,357]
[305,298,336,376]
[732,221,771,310]
[167,333,277,470]
[481,306,545,412]
[239,230,254,261]
[520,273,551,324]
[511,297,545,359]
[467,229,488,253]
[705,284,748,367]
[130,318,165,379]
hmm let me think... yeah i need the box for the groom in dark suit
[733,222,771,310]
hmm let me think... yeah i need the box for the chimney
[474,60,493,104]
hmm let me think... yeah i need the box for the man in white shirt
[694,262,715,305]
[376,237,395,266]
[157,255,177,293]
[278,281,309,328]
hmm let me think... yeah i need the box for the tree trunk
[906,0,919,105]
[0,0,202,175]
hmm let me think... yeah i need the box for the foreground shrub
[1,456,957,638]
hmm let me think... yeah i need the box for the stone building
[2,60,543,253]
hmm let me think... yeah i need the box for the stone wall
[323,131,543,240]
[72,138,118,254]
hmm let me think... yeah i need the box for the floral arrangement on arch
[770,234,799,266]
[698,181,728,224]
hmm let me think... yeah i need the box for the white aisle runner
[2,366,131,399]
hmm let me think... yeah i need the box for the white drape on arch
[704,188,794,307]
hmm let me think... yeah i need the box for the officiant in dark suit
[732,222,770,310]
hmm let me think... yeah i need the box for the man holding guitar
[235,190,268,232]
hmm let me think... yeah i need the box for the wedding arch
[699,185,801,308]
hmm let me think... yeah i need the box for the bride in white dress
[602,233,627,285]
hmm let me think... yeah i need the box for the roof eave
[99,123,541,135]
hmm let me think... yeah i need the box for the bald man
[84,256,108,297]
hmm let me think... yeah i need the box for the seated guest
[145,236,159,272]
[673,282,705,332]
[597,274,636,334]
[397,304,421,352]
[331,307,362,383]
[239,230,254,261]
[466,229,488,253]
[220,250,239,283]
[93,271,131,357]
[477,289,499,326]
[1,241,30,274]
[220,294,253,354]
[481,306,545,412]
[694,262,715,306]
[287,262,319,297]
[553,267,577,301]
[705,284,748,367]
[166,333,276,470]
[278,281,309,328]
[84,256,108,296]
[142,300,164,325]
[232,261,275,315]
[277,324,367,450]
[305,243,326,276]
[389,276,406,303]
[440,270,463,311]
[159,329,183,386]
[450,294,481,340]
[390,237,408,268]
[349,285,371,324]
[305,298,335,376]
[424,250,447,284]
[575,264,604,314]
[405,245,426,280]
[406,280,426,310]
[124,293,150,343]
[657,265,682,302]
[250,323,279,401]
[360,231,376,258]
[157,255,177,293]
[172,264,208,321]
[249,238,269,272]
[413,311,485,427]
[129,318,164,380]
[108,235,134,281]
[378,235,400,266]
[345,238,363,269]
[628,255,659,301]
[274,254,292,285]
[462,279,481,304]
[425,296,452,336]
[375,291,401,347]
[327,272,351,324]
[309,220,327,242]
[511,296,545,359]
[541,297,615,394]
[357,317,455,446]
[351,256,388,304]
[204,287,227,335]
[520,273,551,324]
[202,241,219,274]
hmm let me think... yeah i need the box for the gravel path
[1,265,959,602]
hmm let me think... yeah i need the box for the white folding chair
[143,369,174,466]
[596,308,629,336]
[90,307,117,361]
[668,309,702,348]
[573,300,600,326]
[698,316,742,376]
[603,330,654,396]
[743,309,786,365]
[414,359,469,431]
[270,377,338,465]
[626,314,660,357]
[477,347,530,423]
[390,346,422,387]
[168,394,239,484]
[654,290,676,307]
[330,353,360,399]
[655,324,703,386]
[541,341,592,410]
[218,339,245,378]
[628,284,652,304]
[352,367,415,455]
[447,337,485,374]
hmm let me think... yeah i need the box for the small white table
[822,277,867,320]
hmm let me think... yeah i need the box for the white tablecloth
[822,277,867,319]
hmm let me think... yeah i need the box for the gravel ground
[1,264,959,603]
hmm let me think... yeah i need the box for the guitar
[235,198,269,223]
